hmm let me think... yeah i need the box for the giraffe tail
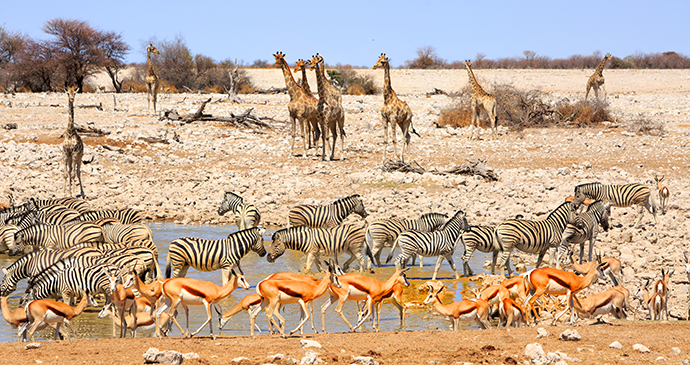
[411,124,421,138]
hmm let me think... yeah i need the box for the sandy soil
[2,68,690,363]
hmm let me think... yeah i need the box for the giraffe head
[147,44,160,55]
[604,53,611,60]
[294,59,307,73]
[464,60,473,68]
[372,53,389,70]
[273,51,287,67]
[66,85,78,101]
[311,53,324,67]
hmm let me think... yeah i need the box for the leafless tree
[100,31,130,92]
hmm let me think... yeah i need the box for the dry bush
[347,84,366,95]
[328,68,378,95]
[121,79,146,93]
[238,83,255,94]
[435,83,615,130]
[627,118,666,136]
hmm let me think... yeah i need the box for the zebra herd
[0,179,662,340]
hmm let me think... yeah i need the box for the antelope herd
[0,173,679,342]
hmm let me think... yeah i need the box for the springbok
[654,176,669,214]
[423,282,491,330]
[24,293,98,342]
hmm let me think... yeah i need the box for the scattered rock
[559,329,581,341]
[536,327,549,339]
[267,354,286,362]
[182,353,200,360]
[352,356,379,365]
[656,356,665,361]
[525,343,546,359]
[25,342,41,350]
[301,350,321,365]
[142,347,184,365]
[232,357,250,363]
[633,344,651,353]
[609,341,622,349]
[672,348,681,355]
[300,339,322,349]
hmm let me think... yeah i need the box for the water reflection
[0,223,492,342]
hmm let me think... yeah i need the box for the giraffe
[294,59,320,149]
[464,60,497,137]
[63,86,85,198]
[272,52,319,157]
[145,44,161,114]
[373,53,418,163]
[586,53,611,101]
[311,54,345,161]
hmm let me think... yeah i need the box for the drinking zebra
[268,224,372,273]
[366,212,448,268]
[0,224,19,254]
[573,182,656,226]
[556,200,610,266]
[165,227,266,285]
[494,201,578,277]
[393,210,469,280]
[288,194,368,228]
[21,262,118,306]
[218,192,261,230]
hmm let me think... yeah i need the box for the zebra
[0,246,102,296]
[34,197,91,214]
[0,224,19,254]
[494,201,578,277]
[365,212,448,268]
[35,205,81,225]
[573,182,657,226]
[556,200,611,267]
[393,210,469,280]
[218,192,261,230]
[165,227,266,285]
[267,224,372,273]
[0,199,38,223]
[21,262,118,306]
[12,222,104,254]
[288,194,368,228]
[102,223,153,244]
[66,208,142,225]
[460,225,505,277]
[98,246,160,280]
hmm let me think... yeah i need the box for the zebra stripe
[0,246,102,296]
[34,197,90,214]
[0,225,19,254]
[0,199,38,223]
[288,194,368,228]
[102,223,153,244]
[13,222,104,253]
[574,182,656,225]
[68,208,142,225]
[268,224,371,273]
[557,200,610,266]
[218,192,261,230]
[393,210,469,280]
[165,227,266,285]
[460,225,504,276]
[99,246,159,280]
[22,262,117,305]
[494,201,577,276]
[370,212,448,266]
[36,205,81,225]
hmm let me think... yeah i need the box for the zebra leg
[535,250,548,269]
[305,253,318,274]
[446,254,460,279]
[432,256,444,281]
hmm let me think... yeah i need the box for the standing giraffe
[464,60,497,137]
[294,59,320,149]
[586,53,611,101]
[373,53,418,163]
[146,44,160,114]
[273,52,319,157]
[311,54,345,161]
[63,86,85,198]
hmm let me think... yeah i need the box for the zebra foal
[573,182,657,226]
[494,202,577,277]
[166,227,266,285]
[556,200,610,266]
[393,210,469,280]
[218,192,261,230]
[288,194,368,229]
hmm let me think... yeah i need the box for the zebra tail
[364,241,374,264]
[165,255,171,279]
[385,238,400,264]
[492,229,505,253]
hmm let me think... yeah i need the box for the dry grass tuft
[627,118,666,136]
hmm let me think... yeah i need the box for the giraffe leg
[146,83,152,113]
[75,156,85,198]
[601,84,607,102]
[329,119,338,161]
[391,119,398,162]
[339,114,345,160]
[153,80,159,114]
[64,153,72,197]
[382,118,389,162]
[290,115,297,157]
[402,121,411,164]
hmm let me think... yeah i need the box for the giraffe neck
[146,50,155,77]
[278,58,302,99]
[300,67,312,96]
[67,96,75,133]
[465,64,485,95]
[313,61,327,97]
[594,57,608,76]
[382,62,394,103]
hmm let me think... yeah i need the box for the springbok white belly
[591,302,616,317]
[179,290,207,305]
[545,280,568,295]
[42,310,67,325]
[277,292,300,304]
[346,286,369,301]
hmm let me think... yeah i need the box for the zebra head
[9,229,28,256]
[267,228,288,263]
[351,195,369,219]
[0,276,14,297]
[3,225,20,256]
[573,182,600,208]
[251,227,267,258]
[218,192,243,216]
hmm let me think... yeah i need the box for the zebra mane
[333,194,360,205]
[586,200,606,211]
[272,226,309,239]
[441,210,465,230]
[419,212,448,219]
[224,191,243,202]
[575,182,602,191]
[546,201,575,220]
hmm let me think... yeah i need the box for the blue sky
[2,0,688,67]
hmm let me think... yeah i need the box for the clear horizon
[2,0,688,67]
